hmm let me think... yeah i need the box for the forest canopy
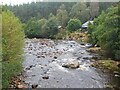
[7,2,114,23]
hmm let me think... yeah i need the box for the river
[22,39,117,88]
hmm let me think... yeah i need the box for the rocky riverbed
[18,39,110,88]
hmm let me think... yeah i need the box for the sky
[1,0,119,5]
[1,0,43,5]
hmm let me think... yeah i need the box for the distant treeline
[6,2,115,23]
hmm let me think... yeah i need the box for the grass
[97,60,120,90]
[2,60,23,88]
[86,47,101,53]
[92,60,120,72]
[55,29,88,42]
[68,31,88,42]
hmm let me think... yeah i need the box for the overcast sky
[1,0,119,5]
[1,0,43,5]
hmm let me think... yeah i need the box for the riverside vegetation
[2,7,25,88]
[87,3,120,78]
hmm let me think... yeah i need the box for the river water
[22,39,116,88]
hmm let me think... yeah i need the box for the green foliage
[25,18,47,38]
[70,2,99,23]
[24,14,58,38]
[2,60,23,88]
[2,9,24,88]
[7,2,75,23]
[38,18,47,37]
[0,13,2,60]
[0,11,2,90]
[7,2,114,23]
[70,2,89,22]
[41,15,58,38]
[2,10,24,61]
[24,17,41,38]
[55,30,70,39]
[88,4,120,60]
[67,19,82,32]
[99,2,116,12]
[56,4,69,27]
[89,2,99,19]
[93,60,119,72]
[6,2,116,40]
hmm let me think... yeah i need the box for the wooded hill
[6,2,114,23]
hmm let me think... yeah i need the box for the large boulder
[62,59,79,69]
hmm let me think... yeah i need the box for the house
[81,20,93,30]
[58,26,62,29]
[58,25,65,33]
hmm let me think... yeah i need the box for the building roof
[81,21,93,28]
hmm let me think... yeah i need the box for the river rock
[17,84,27,88]
[83,57,91,60]
[32,84,38,88]
[41,55,45,58]
[62,59,79,69]
[54,56,57,59]
[42,76,49,79]
[91,56,99,60]
[113,71,120,75]
[17,85,23,88]
[85,43,93,48]
[80,43,85,46]
[114,74,120,77]
[10,85,14,88]
[117,64,120,68]
[37,56,41,58]
[26,67,30,70]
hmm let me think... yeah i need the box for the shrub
[2,9,24,88]
[87,4,120,60]
[67,19,82,32]
[41,16,58,38]
[24,17,41,38]
[24,16,58,38]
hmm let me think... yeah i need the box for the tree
[56,4,69,27]
[24,17,41,38]
[7,2,74,23]
[99,2,115,13]
[2,10,24,61]
[67,19,82,32]
[38,18,47,37]
[2,9,24,88]
[89,2,99,19]
[24,14,58,38]
[88,4,120,60]
[7,2,115,24]
[70,2,89,23]
[41,15,58,38]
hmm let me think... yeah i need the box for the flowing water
[22,39,118,88]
